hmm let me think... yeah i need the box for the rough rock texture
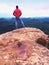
[0,27,49,65]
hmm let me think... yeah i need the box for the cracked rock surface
[0,27,49,65]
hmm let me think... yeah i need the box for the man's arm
[19,10,22,16]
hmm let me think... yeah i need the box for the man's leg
[19,18,25,27]
[15,18,18,28]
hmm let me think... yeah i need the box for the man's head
[16,5,18,9]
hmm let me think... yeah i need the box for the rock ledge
[0,27,49,65]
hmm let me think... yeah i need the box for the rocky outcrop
[0,27,49,65]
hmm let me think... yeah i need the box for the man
[13,5,25,28]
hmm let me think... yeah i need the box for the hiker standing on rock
[13,5,25,28]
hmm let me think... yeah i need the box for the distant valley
[0,17,49,34]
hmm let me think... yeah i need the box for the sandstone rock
[0,27,49,65]
[36,37,47,46]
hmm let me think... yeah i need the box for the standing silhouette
[13,5,25,28]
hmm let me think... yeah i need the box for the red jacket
[13,9,22,18]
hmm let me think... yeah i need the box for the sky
[0,0,49,18]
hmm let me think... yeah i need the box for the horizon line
[0,16,49,19]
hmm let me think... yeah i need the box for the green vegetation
[0,17,49,34]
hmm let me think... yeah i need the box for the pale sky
[0,0,49,18]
